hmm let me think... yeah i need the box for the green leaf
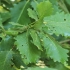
[44,12,70,36]
[26,67,57,70]
[27,8,38,21]
[37,31,69,63]
[0,16,3,27]
[12,53,26,69]
[30,29,42,51]
[55,63,69,70]
[0,51,15,70]
[0,17,4,37]
[31,0,38,11]
[14,32,41,64]
[49,0,61,13]
[0,6,11,23]
[10,0,31,25]
[37,1,53,19]
[0,36,14,51]
[1,12,11,23]
[33,1,53,29]
[65,0,70,5]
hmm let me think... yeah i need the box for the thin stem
[58,0,69,13]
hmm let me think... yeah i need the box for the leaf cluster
[0,0,70,70]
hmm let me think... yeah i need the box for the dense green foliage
[0,0,70,70]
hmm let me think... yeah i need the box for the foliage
[0,0,70,70]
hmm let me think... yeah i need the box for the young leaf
[0,51,15,70]
[37,1,53,19]
[29,29,42,51]
[34,1,53,29]
[44,12,70,36]
[14,32,41,64]
[27,8,38,21]
[37,31,69,63]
